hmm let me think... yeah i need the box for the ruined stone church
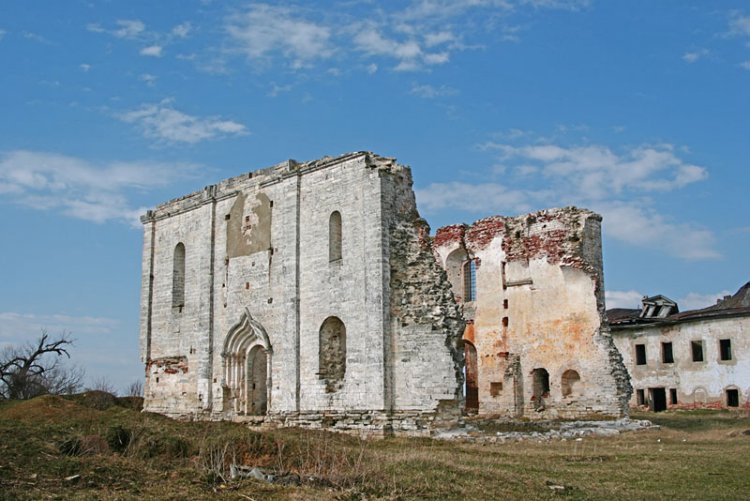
[139,152,630,433]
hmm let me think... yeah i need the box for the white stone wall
[139,152,464,429]
[612,315,750,408]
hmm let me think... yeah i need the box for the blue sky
[1,1,748,391]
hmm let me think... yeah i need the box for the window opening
[463,259,477,302]
[691,341,704,362]
[636,389,646,406]
[635,344,647,365]
[329,211,342,262]
[719,339,732,361]
[727,389,740,407]
[172,243,186,311]
[669,388,677,405]
[662,342,674,364]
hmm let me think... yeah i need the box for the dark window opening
[503,299,509,309]
[490,382,503,396]
[636,389,646,406]
[501,261,507,290]
[662,342,674,364]
[669,388,677,405]
[635,344,647,365]
[691,341,704,362]
[502,317,509,328]
[727,389,740,407]
[719,339,732,361]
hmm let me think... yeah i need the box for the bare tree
[0,330,84,400]
[126,379,144,397]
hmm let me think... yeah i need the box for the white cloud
[118,100,248,144]
[597,201,719,261]
[366,63,378,74]
[0,150,198,224]
[226,4,333,68]
[729,13,750,39]
[79,63,91,72]
[0,312,118,345]
[423,135,718,260]
[682,49,709,63]
[605,290,643,309]
[140,45,163,57]
[416,181,539,214]
[139,73,157,86]
[113,19,146,39]
[677,290,733,311]
[520,0,590,11]
[352,23,455,71]
[88,19,145,40]
[171,22,192,39]
[410,83,458,98]
[485,142,708,200]
[740,60,750,70]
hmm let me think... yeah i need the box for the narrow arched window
[329,211,342,262]
[172,243,186,311]
[319,316,346,392]
[463,259,477,302]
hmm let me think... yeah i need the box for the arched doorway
[531,368,550,411]
[223,308,272,416]
[247,346,268,415]
[464,341,479,412]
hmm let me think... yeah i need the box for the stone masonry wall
[140,152,464,433]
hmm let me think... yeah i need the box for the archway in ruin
[222,308,272,415]
[464,341,479,412]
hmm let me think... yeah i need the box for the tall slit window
[463,259,477,302]
[172,242,186,311]
[329,211,342,262]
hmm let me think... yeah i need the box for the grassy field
[1,395,749,500]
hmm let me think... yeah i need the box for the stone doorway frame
[222,308,273,415]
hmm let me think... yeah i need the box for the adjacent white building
[610,283,750,411]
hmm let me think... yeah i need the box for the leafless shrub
[86,376,118,396]
[126,379,144,397]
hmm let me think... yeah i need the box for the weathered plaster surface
[434,208,630,419]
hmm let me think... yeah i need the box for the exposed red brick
[465,216,506,250]
[433,224,465,248]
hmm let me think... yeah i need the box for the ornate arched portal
[222,308,272,415]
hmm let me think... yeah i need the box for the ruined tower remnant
[139,152,464,434]
[433,208,631,419]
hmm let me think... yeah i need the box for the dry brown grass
[1,398,749,499]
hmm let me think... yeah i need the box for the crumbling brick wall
[434,207,631,419]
